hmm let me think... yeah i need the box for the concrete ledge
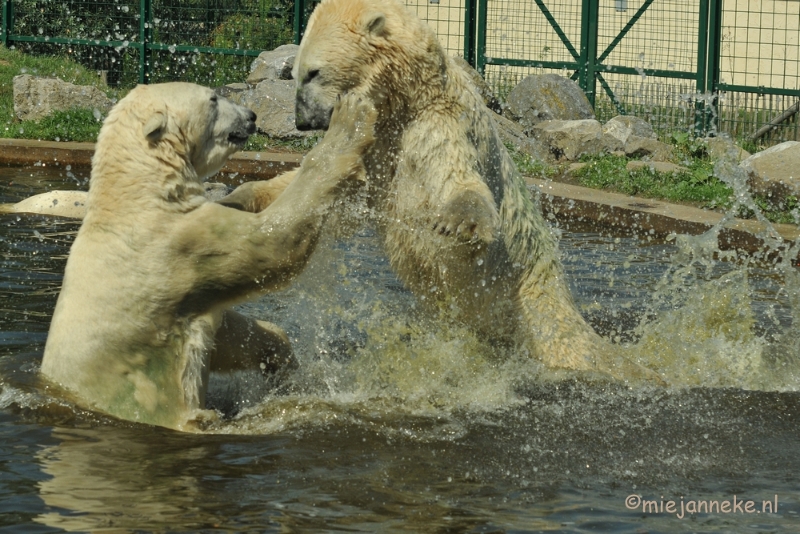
[531,178,799,254]
[0,138,302,180]
[0,138,95,168]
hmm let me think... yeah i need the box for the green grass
[574,153,733,209]
[740,195,800,225]
[507,135,799,225]
[506,142,560,179]
[1,45,113,142]
[5,108,105,142]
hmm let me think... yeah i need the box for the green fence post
[463,0,476,67]
[695,0,710,135]
[1,0,12,49]
[704,0,723,135]
[579,0,599,107]
[293,0,305,44]
[476,0,487,75]
[139,0,152,84]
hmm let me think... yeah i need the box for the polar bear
[39,82,376,431]
[221,0,660,382]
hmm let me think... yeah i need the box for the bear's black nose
[247,110,257,123]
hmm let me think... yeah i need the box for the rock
[627,161,689,174]
[740,141,800,203]
[229,79,314,139]
[215,83,249,98]
[13,75,113,122]
[492,113,551,162]
[247,44,300,84]
[602,115,656,145]
[531,119,621,161]
[563,162,588,180]
[504,73,594,134]
[623,137,676,162]
[451,56,501,114]
[704,136,751,163]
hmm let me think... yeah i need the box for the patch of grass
[1,45,115,142]
[574,153,734,209]
[4,108,104,142]
[506,143,560,179]
[739,195,800,225]
[669,131,708,159]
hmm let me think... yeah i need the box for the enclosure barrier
[0,0,297,86]
[2,0,799,143]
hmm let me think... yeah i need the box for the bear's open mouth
[228,132,251,146]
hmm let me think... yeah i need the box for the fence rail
[2,0,799,144]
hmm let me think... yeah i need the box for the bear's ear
[143,111,168,142]
[365,13,388,37]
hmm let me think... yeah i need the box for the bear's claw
[433,189,499,243]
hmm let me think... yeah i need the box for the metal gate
[464,0,716,134]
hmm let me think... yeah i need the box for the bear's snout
[295,91,333,131]
[225,105,257,146]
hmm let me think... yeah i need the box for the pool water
[1,165,799,533]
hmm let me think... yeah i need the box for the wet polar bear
[40,83,376,431]
[222,0,660,382]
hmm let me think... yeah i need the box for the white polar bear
[39,83,376,431]
[221,0,661,383]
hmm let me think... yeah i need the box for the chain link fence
[2,0,798,144]
[1,0,293,86]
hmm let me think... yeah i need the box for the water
[2,165,800,532]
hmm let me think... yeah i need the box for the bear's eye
[210,95,218,104]
[304,69,320,84]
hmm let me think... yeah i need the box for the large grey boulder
[229,78,313,139]
[623,137,676,162]
[504,74,594,133]
[740,141,800,203]
[602,115,656,145]
[531,119,621,161]
[704,136,751,163]
[247,44,299,84]
[13,75,113,122]
[451,56,501,114]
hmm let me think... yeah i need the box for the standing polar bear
[223,0,659,381]
[40,82,376,431]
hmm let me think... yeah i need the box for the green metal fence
[2,0,799,144]
[460,0,800,144]
[1,0,294,86]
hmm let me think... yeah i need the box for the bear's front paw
[432,189,499,243]
[218,181,262,212]
[325,93,377,153]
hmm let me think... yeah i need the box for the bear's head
[293,0,447,130]
[96,83,256,182]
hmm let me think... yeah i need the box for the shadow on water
[2,165,800,532]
